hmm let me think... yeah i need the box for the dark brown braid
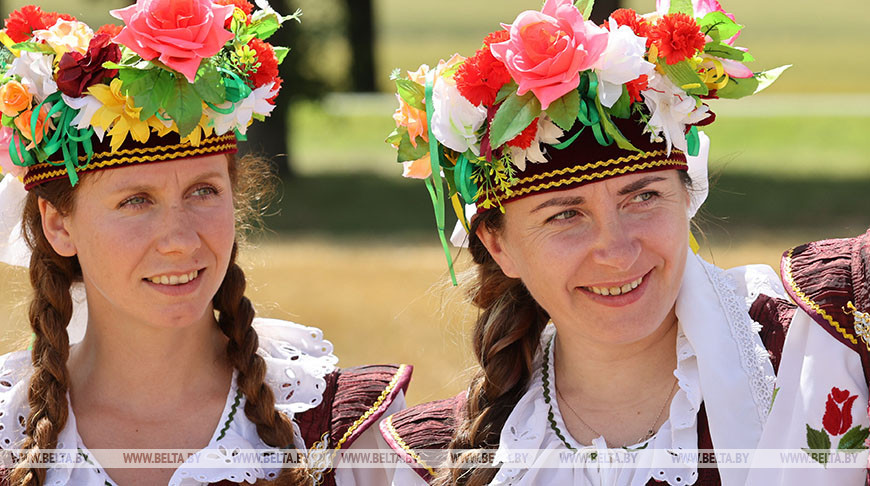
[435,209,550,486]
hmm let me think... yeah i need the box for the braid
[10,189,79,486]
[436,210,550,486]
[213,243,310,485]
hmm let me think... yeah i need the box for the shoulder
[0,349,34,449]
[779,229,870,379]
[379,393,466,483]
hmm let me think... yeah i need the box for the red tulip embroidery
[804,387,869,466]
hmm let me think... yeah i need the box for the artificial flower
[641,73,710,153]
[625,74,649,103]
[0,81,32,118]
[7,51,57,101]
[649,13,706,65]
[490,0,608,110]
[454,30,511,106]
[63,93,106,140]
[245,38,279,88]
[177,112,216,146]
[111,0,235,83]
[594,19,655,108]
[430,55,487,155]
[14,105,53,146]
[656,0,740,43]
[3,5,75,43]
[606,9,651,42]
[95,23,123,38]
[88,78,153,151]
[392,64,429,148]
[32,19,94,56]
[401,154,432,179]
[507,115,563,171]
[207,82,279,135]
[0,127,24,178]
[56,34,121,97]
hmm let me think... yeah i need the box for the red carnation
[56,34,121,97]
[4,5,74,43]
[245,38,280,89]
[649,13,706,65]
[607,8,651,42]
[507,118,539,149]
[455,31,512,106]
[626,74,649,104]
[96,24,123,38]
[215,0,254,27]
[267,76,282,104]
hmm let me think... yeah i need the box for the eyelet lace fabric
[0,318,337,486]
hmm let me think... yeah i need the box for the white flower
[641,73,710,154]
[509,115,564,172]
[8,52,57,101]
[206,83,278,136]
[62,94,105,141]
[431,71,487,155]
[33,19,94,56]
[594,20,655,108]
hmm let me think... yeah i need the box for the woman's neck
[553,310,678,411]
[67,306,232,413]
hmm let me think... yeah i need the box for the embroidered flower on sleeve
[803,386,869,466]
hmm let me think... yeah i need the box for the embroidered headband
[386,0,788,282]
[0,0,300,189]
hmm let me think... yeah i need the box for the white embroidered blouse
[0,318,404,486]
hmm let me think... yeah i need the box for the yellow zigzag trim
[512,149,678,186]
[27,134,237,170]
[383,414,437,477]
[505,159,685,200]
[783,247,858,345]
[25,143,237,184]
[334,364,409,451]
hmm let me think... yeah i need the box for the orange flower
[14,106,52,145]
[392,64,429,148]
[0,81,32,117]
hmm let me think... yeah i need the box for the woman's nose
[155,204,201,256]
[589,214,641,272]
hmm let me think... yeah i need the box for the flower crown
[0,0,300,187]
[387,0,787,283]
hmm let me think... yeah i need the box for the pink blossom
[490,0,608,110]
[110,0,234,83]
[0,127,25,179]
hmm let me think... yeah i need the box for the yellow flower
[89,79,153,152]
[235,44,257,67]
[179,109,214,147]
[33,19,94,56]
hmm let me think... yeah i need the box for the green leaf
[396,130,430,163]
[806,425,832,452]
[703,42,754,62]
[661,60,708,96]
[118,68,160,99]
[495,82,518,104]
[716,65,790,99]
[1,114,15,128]
[838,426,870,451]
[609,87,632,120]
[489,91,542,149]
[134,70,173,120]
[273,46,290,65]
[193,61,226,105]
[10,42,55,54]
[574,0,595,19]
[594,94,640,152]
[802,448,829,466]
[668,0,694,15]
[396,79,426,111]
[546,89,580,131]
[385,127,404,147]
[164,80,203,138]
[248,11,282,40]
[699,11,743,40]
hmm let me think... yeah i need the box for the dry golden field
[0,234,824,406]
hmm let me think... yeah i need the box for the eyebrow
[530,175,669,213]
[108,171,225,195]
[617,175,667,196]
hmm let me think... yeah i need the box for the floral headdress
[0,0,300,189]
[387,0,787,283]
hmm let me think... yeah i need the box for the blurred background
[0,0,868,405]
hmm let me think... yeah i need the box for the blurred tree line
[0,0,620,179]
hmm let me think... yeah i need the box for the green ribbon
[424,71,457,286]
[552,73,613,150]
[686,126,700,157]
[454,153,478,204]
[205,68,252,115]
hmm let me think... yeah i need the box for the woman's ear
[475,223,521,279]
[38,198,77,257]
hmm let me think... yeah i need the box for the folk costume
[0,2,410,485]
[378,0,806,484]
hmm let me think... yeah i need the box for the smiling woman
[0,2,410,486]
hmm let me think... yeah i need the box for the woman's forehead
[81,155,230,192]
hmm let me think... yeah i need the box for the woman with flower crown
[378,0,868,485]
[0,2,409,485]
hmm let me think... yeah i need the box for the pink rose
[0,127,25,179]
[490,0,608,110]
[110,0,235,83]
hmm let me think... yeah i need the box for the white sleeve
[748,309,869,485]
[335,391,411,486]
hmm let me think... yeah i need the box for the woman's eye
[632,191,659,204]
[548,209,578,222]
[119,196,148,208]
[191,186,219,198]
